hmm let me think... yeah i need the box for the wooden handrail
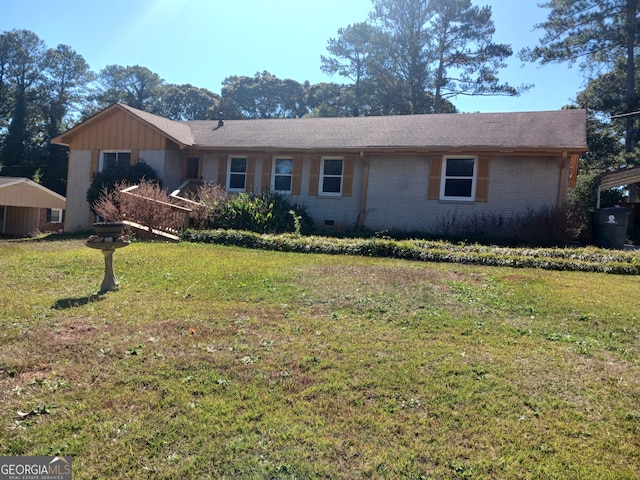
[120,187,192,232]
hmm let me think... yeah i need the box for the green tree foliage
[219,71,308,119]
[306,82,353,117]
[321,22,386,116]
[520,0,640,231]
[521,0,640,199]
[370,0,434,113]
[0,30,93,194]
[427,0,524,113]
[87,64,165,116]
[0,30,46,179]
[40,44,94,194]
[321,0,519,115]
[158,84,221,120]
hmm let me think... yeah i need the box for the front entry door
[186,156,201,180]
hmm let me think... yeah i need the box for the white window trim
[99,150,131,171]
[439,155,478,202]
[49,208,63,223]
[271,157,293,194]
[319,156,344,197]
[227,155,248,192]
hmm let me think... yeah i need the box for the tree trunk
[625,0,639,201]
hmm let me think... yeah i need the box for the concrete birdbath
[85,222,130,293]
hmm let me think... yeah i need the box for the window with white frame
[227,156,247,191]
[100,151,131,171]
[47,208,63,223]
[272,157,293,193]
[320,157,343,195]
[440,156,477,201]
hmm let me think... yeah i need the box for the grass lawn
[0,239,639,479]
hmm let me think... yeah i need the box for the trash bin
[594,207,629,249]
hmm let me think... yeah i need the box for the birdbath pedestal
[86,223,130,293]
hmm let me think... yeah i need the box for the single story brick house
[52,103,586,236]
[0,177,66,237]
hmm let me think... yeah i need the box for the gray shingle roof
[115,104,588,152]
[185,110,586,150]
[118,104,194,146]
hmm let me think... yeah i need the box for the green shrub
[433,207,571,247]
[181,229,640,275]
[207,192,314,234]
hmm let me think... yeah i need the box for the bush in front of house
[433,206,572,247]
[193,188,314,235]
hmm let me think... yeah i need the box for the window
[100,151,131,171]
[320,157,343,195]
[440,156,477,201]
[227,156,247,191]
[47,208,63,223]
[272,157,293,193]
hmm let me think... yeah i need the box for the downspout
[357,151,369,228]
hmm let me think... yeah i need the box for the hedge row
[182,229,640,275]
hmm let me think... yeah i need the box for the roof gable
[52,103,193,149]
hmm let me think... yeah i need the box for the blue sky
[2,0,586,113]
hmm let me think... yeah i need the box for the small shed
[0,177,66,237]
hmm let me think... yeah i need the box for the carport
[597,165,640,207]
[0,177,66,237]
[597,166,640,241]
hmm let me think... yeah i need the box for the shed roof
[0,177,66,208]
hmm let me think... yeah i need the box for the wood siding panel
[569,153,579,187]
[342,156,354,197]
[66,110,170,151]
[246,155,256,192]
[475,155,490,202]
[93,119,102,149]
[121,111,131,149]
[4,206,40,237]
[218,156,227,186]
[103,115,112,148]
[428,156,443,200]
[130,115,140,148]
[309,157,320,196]
[262,157,272,192]
[292,156,302,195]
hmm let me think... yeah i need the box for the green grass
[1,239,639,479]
